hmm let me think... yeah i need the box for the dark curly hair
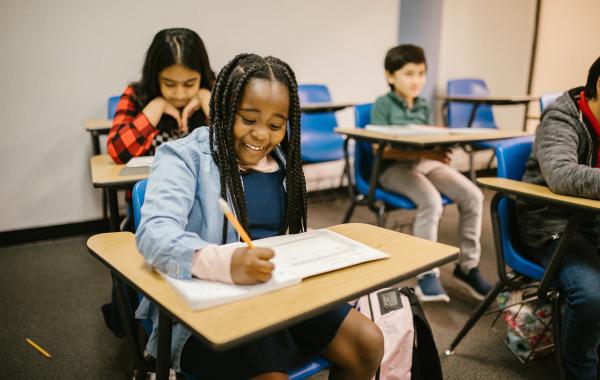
[208,53,307,243]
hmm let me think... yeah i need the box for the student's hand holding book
[231,247,276,285]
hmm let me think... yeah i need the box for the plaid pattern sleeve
[106,86,159,164]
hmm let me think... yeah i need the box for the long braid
[265,57,307,234]
[209,54,307,243]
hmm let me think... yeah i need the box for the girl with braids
[136,53,384,379]
[107,28,214,164]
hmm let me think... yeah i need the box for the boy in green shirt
[371,44,492,302]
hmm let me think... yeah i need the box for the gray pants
[380,159,483,272]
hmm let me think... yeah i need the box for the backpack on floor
[352,287,443,380]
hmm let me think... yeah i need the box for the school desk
[335,126,531,215]
[87,223,459,380]
[476,177,600,302]
[90,154,149,231]
[437,94,538,132]
[83,118,112,155]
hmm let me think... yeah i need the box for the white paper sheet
[160,229,389,310]
[126,156,154,167]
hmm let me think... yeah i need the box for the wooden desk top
[83,118,112,132]
[90,154,149,188]
[436,94,538,105]
[335,127,531,148]
[300,102,355,113]
[87,223,458,350]
[477,177,600,212]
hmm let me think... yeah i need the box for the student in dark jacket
[517,56,600,380]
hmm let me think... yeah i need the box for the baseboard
[0,219,110,247]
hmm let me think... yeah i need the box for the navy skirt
[180,303,351,379]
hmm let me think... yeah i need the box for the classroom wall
[435,0,537,130]
[531,0,600,97]
[0,0,400,232]
[398,0,443,105]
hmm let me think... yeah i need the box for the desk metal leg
[91,131,101,156]
[156,310,173,380]
[106,188,120,232]
[465,104,480,182]
[537,212,585,302]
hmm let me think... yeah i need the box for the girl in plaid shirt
[107,28,215,164]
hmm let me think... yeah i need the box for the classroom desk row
[89,126,532,233]
[83,95,538,155]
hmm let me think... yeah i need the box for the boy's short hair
[384,44,427,73]
[585,56,600,99]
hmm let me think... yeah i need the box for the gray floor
[0,189,556,379]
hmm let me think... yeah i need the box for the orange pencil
[218,198,254,249]
[26,338,52,359]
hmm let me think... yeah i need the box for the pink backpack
[352,287,443,380]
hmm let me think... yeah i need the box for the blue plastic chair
[539,92,562,112]
[132,179,331,380]
[108,95,121,119]
[298,84,345,163]
[343,103,452,226]
[446,78,532,175]
[446,137,565,377]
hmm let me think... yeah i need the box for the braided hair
[209,54,307,244]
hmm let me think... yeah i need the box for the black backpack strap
[401,287,443,380]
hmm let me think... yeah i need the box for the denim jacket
[134,126,287,370]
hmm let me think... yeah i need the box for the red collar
[578,90,600,134]
[577,90,600,167]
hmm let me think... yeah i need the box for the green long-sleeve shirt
[371,91,432,126]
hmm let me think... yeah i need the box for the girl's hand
[162,101,183,129]
[142,97,182,128]
[230,246,275,285]
[181,89,211,134]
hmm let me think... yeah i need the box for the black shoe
[452,266,493,301]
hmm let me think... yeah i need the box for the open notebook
[160,229,389,310]
[365,124,486,136]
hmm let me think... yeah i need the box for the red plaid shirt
[106,86,206,164]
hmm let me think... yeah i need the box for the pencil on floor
[26,338,52,359]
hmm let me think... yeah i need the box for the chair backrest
[353,104,375,194]
[539,92,562,112]
[108,95,121,119]
[447,78,496,129]
[297,84,343,162]
[494,138,544,279]
[132,179,148,232]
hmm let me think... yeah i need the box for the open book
[160,229,390,310]
[365,124,485,136]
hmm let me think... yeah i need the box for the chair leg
[377,203,386,227]
[552,292,566,380]
[445,281,504,355]
[343,200,357,223]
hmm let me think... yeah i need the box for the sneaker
[453,266,493,301]
[415,273,450,302]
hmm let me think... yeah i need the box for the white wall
[0,0,399,232]
[531,0,600,96]
[435,0,537,130]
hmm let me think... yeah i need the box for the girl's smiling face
[233,79,289,166]
[159,64,201,109]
